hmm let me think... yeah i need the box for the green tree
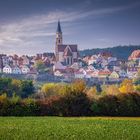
[35,60,46,73]
[20,80,34,98]
[0,78,12,97]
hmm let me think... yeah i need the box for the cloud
[0,1,139,55]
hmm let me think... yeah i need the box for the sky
[0,0,140,55]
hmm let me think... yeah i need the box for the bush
[38,92,92,116]
[117,93,140,116]
[38,96,62,116]
[90,93,140,116]
[91,95,119,116]
[0,97,40,116]
[57,92,92,116]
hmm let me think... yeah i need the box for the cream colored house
[3,65,12,74]
[109,71,120,79]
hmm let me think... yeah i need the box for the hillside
[79,45,140,60]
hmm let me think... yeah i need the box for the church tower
[55,20,63,61]
[56,20,63,46]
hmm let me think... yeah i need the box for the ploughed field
[0,117,140,140]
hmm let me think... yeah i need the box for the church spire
[55,20,63,61]
[56,20,63,46]
[57,20,62,33]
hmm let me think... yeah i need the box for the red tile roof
[98,70,111,75]
[128,50,140,60]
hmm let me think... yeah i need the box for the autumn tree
[119,79,134,93]
[71,79,86,94]
[134,85,140,93]
[86,86,97,98]
[41,83,72,98]
[11,79,22,93]
[106,85,120,95]
[41,83,58,97]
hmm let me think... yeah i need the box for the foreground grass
[0,117,140,140]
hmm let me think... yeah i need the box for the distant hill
[79,45,140,60]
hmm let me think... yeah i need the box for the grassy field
[0,117,140,140]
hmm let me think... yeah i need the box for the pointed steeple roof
[57,20,62,33]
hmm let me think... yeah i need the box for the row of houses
[53,62,132,80]
[0,53,55,68]
[0,65,38,75]
[0,53,55,75]
[53,50,140,81]
[0,50,140,82]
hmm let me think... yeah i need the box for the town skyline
[0,0,140,55]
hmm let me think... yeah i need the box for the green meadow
[0,117,140,140]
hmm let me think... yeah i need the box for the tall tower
[55,20,63,61]
[56,20,63,46]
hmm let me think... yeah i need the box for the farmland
[0,117,140,140]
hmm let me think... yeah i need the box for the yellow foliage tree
[0,93,7,103]
[57,84,72,95]
[41,83,72,97]
[86,86,97,98]
[11,79,21,90]
[119,79,134,93]
[41,83,57,97]
[106,85,120,95]
[134,85,140,93]
[71,79,86,93]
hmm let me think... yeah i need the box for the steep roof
[57,45,78,52]
[64,47,72,56]
[56,20,62,33]
[128,50,140,60]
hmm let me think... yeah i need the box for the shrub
[94,95,119,116]
[54,92,92,116]
[90,93,140,116]
[38,96,62,116]
[117,93,140,116]
[0,97,39,116]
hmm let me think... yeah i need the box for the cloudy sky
[0,0,140,55]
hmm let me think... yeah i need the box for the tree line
[0,78,140,116]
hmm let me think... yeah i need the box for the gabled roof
[128,50,140,60]
[98,69,111,75]
[64,46,72,56]
[3,64,12,69]
[57,45,78,52]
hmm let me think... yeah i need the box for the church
[55,21,78,65]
